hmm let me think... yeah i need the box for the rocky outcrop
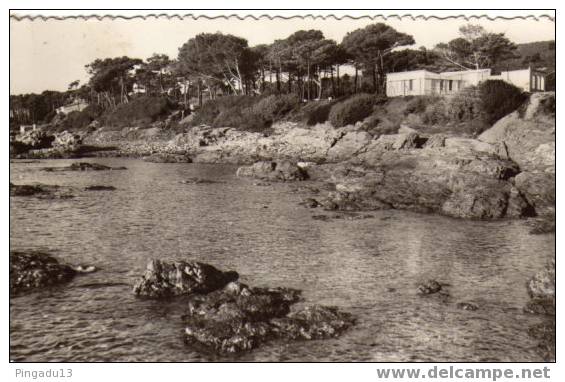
[320,137,532,219]
[14,130,54,150]
[10,251,95,296]
[42,162,127,172]
[236,161,308,182]
[142,153,192,163]
[479,92,555,172]
[183,281,354,354]
[53,130,82,150]
[514,171,555,217]
[133,259,239,298]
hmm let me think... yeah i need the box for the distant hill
[495,40,555,73]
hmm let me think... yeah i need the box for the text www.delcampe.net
[376,365,551,381]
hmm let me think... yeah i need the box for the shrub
[60,104,104,131]
[102,96,175,128]
[328,93,375,127]
[249,94,299,123]
[477,80,527,124]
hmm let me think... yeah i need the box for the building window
[448,80,453,91]
[409,79,413,91]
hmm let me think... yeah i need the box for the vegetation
[329,94,376,127]
[10,22,545,137]
[100,96,175,129]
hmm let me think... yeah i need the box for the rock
[143,153,192,163]
[423,134,446,148]
[456,302,479,311]
[133,259,239,298]
[417,279,442,295]
[527,262,555,302]
[42,162,127,172]
[398,124,418,134]
[180,178,224,185]
[10,183,47,197]
[514,171,555,217]
[183,281,353,354]
[300,198,320,208]
[10,251,93,296]
[479,92,555,171]
[524,298,555,315]
[326,130,372,162]
[269,305,354,340]
[523,261,555,360]
[10,183,74,199]
[323,145,531,219]
[527,216,555,235]
[393,132,425,150]
[528,320,555,362]
[15,130,54,150]
[236,161,308,182]
[53,130,82,150]
[84,185,116,191]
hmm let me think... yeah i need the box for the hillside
[495,40,555,72]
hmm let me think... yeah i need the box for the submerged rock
[236,161,308,182]
[524,261,555,361]
[183,281,354,354]
[417,279,442,295]
[42,162,127,172]
[180,178,224,185]
[84,185,116,191]
[527,216,555,235]
[143,153,192,163]
[528,320,555,362]
[10,182,74,199]
[10,251,95,296]
[456,302,479,311]
[133,259,239,298]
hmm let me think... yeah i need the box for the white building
[56,99,88,115]
[386,67,549,97]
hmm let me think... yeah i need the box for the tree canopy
[434,24,517,70]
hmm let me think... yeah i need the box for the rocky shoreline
[11,93,554,223]
[10,92,555,357]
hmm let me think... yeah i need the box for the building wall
[56,101,88,115]
[386,75,464,97]
[498,69,532,92]
[386,67,549,97]
[386,77,428,97]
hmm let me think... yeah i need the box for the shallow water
[10,158,554,362]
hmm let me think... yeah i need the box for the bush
[249,94,299,123]
[328,93,375,127]
[61,104,104,131]
[102,96,175,128]
[478,80,527,124]
[189,94,300,133]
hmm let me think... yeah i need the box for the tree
[143,54,172,93]
[383,47,442,73]
[177,33,252,97]
[86,56,142,107]
[342,23,415,94]
[434,24,517,70]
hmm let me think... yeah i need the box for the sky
[10,15,555,94]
